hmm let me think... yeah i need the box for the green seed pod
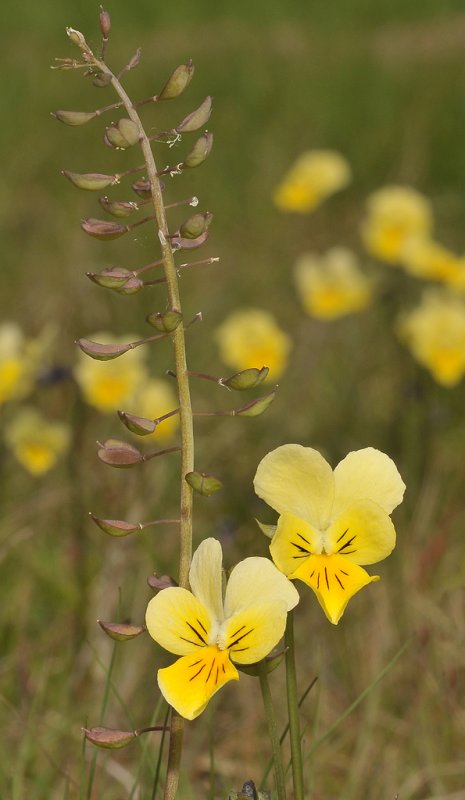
[183,131,213,168]
[81,217,128,240]
[132,178,151,197]
[99,196,139,218]
[98,621,145,641]
[119,118,140,145]
[62,170,116,191]
[89,514,141,536]
[77,338,132,360]
[97,438,143,467]
[113,276,144,295]
[92,71,112,88]
[86,267,133,289]
[105,119,139,149]
[83,727,136,750]
[185,471,223,496]
[157,60,194,100]
[52,109,96,126]
[222,366,269,391]
[179,211,213,239]
[236,390,276,417]
[117,411,156,436]
[176,96,212,133]
[146,309,182,332]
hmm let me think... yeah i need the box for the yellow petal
[189,538,224,622]
[254,444,334,529]
[326,500,396,566]
[145,587,214,656]
[224,556,299,617]
[332,447,405,516]
[291,554,378,625]
[157,646,239,720]
[219,601,290,664]
[269,512,321,576]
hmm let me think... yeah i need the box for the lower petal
[291,554,379,625]
[157,646,239,720]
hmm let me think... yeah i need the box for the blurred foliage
[1,1,465,798]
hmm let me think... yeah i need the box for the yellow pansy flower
[274,150,351,214]
[294,247,372,320]
[401,238,465,284]
[361,186,432,264]
[135,378,179,440]
[215,309,292,380]
[0,323,38,405]
[254,445,405,625]
[397,289,465,387]
[74,332,148,413]
[145,538,299,720]
[5,407,71,475]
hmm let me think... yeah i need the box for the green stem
[284,613,304,800]
[91,54,195,800]
[258,662,287,800]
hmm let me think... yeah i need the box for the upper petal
[332,448,405,517]
[219,601,290,664]
[254,444,334,529]
[224,556,299,617]
[157,646,239,720]
[325,500,396,566]
[189,538,224,622]
[145,587,214,656]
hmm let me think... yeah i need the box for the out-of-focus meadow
[2,0,465,797]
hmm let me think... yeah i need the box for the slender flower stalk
[258,661,287,800]
[284,613,304,800]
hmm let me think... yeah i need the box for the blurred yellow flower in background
[215,309,292,380]
[136,378,179,440]
[401,238,465,284]
[74,333,148,413]
[5,407,71,475]
[294,247,373,320]
[362,186,432,264]
[0,323,40,405]
[397,290,465,387]
[273,149,351,213]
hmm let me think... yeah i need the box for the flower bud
[236,390,276,417]
[86,267,133,289]
[183,132,213,168]
[52,109,96,126]
[105,119,140,149]
[222,367,269,391]
[66,27,87,48]
[97,438,144,467]
[99,196,139,218]
[99,6,111,37]
[171,230,209,251]
[228,782,271,800]
[185,471,223,496]
[176,96,212,133]
[84,726,136,749]
[118,410,156,436]
[77,338,132,360]
[179,212,213,240]
[89,513,141,536]
[98,620,145,640]
[157,61,194,100]
[81,218,128,240]
[146,309,182,333]
[62,170,117,191]
[147,574,178,592]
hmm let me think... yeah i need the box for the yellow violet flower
[254,444,405,625]
[294,247,372,320]
[0,323,38,405]
[397,289,465,387]
[401,238,465,285]
[136,378,179,440]
[145,537,299,720]
[361,186,432,264]
[74,332,148,413]
[5,407,71,475]
[274,149,351,213]
[215,309,292,380]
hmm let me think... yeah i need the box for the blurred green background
[1,1,465,798]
